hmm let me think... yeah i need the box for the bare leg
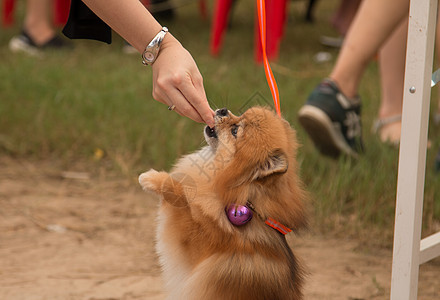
[330,0,410,98]
[299,0,411,157]
[376,19,408,143]
[24,0,55,46]
[331,0,362,36]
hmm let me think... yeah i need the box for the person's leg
[9,0,72,54]
[330,0,410,98]
[331,0,362,36]
[375,18,408,144]
[299,0,410,157]
[23,0,55,46]
[320,0,362,48]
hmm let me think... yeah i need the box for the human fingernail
[207,119,215,128]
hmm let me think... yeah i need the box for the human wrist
[142,27,169,65]
[151,33,183,68]
[141,27,182,66]
[160,32,181,51]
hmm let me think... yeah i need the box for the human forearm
[80,0,176,52]
[78,0,215,126]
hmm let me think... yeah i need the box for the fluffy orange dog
[139,107,307,299]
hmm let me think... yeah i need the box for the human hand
[151,34,215,128]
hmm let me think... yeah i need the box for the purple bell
[226,204,253,226]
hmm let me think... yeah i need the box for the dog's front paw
[139,169,161,192]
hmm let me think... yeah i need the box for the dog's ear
[252,149,288,180]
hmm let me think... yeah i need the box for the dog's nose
[216,108,228,117]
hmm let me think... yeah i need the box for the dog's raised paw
[138,169,160,192]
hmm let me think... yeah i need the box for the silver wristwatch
[142,27,169,66]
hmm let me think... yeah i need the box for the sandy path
[0,158,438,300]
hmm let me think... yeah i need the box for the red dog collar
[246,201,292,235]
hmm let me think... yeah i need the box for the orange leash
[257,0,281,117]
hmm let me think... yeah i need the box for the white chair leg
[390,0,438,299]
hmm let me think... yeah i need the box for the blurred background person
[320,0,362,48]
[9,0,72,55]
[298,0,411,157]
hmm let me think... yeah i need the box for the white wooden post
[390,0,439,299]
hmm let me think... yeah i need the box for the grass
[1,0,439,246]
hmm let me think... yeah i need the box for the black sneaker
[298,78,364,158]
[9,30,72,56]
[42,34,73,50]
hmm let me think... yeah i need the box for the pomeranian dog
[139,107,307,300]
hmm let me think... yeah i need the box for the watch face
[143,51,155,63]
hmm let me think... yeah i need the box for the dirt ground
[1,157,439,300]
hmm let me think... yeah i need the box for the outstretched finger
[162,87,205,124]
[177,75,215,128]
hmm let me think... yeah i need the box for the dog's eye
[231,125,239,137]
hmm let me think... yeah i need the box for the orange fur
[139,107,307,300]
